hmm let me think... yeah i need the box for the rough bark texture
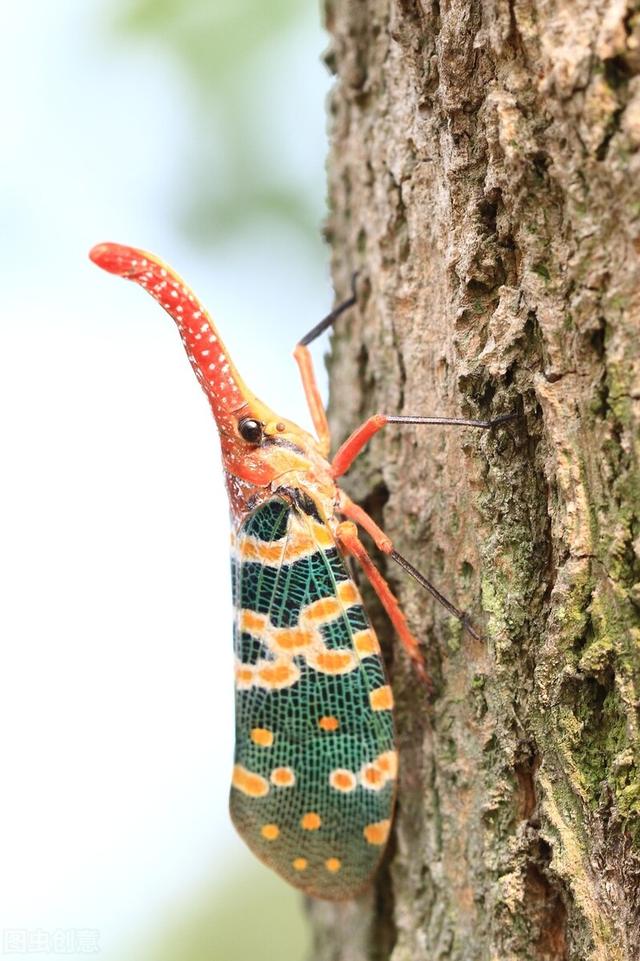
[309,2,640,959]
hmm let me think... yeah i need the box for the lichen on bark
[309,1,640,959]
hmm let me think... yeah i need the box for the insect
[89,242,513,900]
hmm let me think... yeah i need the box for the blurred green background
[125,862,309,961]
[112,0,327,251]
[1,1,332,959]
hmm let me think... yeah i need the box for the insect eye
[238,418,263,444]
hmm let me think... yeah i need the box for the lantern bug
[89,243,513,900]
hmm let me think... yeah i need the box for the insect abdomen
[229,498,397,899]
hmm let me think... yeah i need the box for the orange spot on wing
[232,764,269,798]
[250,728,274,747]
[353,629,381,657]
[301,812,321,831]
[361,763,385,790]
[360,750,398,790]
[239,518,334,567]
[318,716,339,732]
[235,664,255,689]
[260,824,280,841]
[325,857,341,873]
[239,539,285,564]
[376,750,398,779]
[310,520,334,548]
[363,819,391,845]
[329,769,357,793]
[256,660,300,689]
[292,857,308,872]
[239,610,269,636]
[282,530,316,562]
[369,684,394,711]
[336,580,360,606]
[270,766,296,787]
[308,649,357,675]
[302,597,342,624]
[270,626,316,652]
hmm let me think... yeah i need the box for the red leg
[338,491,480,641]
[331,415,387,478]
[338,490,392,554]
[293,343,331,457]
[336,521,431,688]
[294,276,360,458]
[332,411,518,478]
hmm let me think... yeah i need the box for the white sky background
[0,2,332,957]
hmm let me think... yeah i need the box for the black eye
[238,418,263,444]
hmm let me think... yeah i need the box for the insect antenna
[298,271,360,347]
[390,549,481,641]
[386,412,518,430]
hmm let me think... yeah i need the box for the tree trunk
[309,2,640,959]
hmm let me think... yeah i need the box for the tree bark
[310,2,640,959]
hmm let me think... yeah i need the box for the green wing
[229,496,397,900]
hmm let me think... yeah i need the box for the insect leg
[338,493,481,641]
[338,490,393,553]
[293,273,359,457]
[336,520,431,688]
[292,344,332,456]
[332,412,517,478]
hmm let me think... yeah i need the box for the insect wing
[229,497,397,900]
